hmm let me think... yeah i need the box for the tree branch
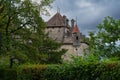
[10,21,31,34]
[6,16,11,36]
[5,15,11,51]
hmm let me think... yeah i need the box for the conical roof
[72,24,80,33]
[47,12,65,27]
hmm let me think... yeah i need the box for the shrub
[44,61,120,80]
[17,64,47,80]
[1,61,120,80]
[0,68,17,80]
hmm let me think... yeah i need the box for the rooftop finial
[76,16,77,24]
[57,6,60,13]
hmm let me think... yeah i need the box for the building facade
[46,12,88,60]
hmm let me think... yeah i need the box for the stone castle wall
[61,43,89,61]
[46,12,89,61]
[45,27,65,42]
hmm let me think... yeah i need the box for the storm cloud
[42,0,120,36]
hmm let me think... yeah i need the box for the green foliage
[0,64,48,80]
[1,61,120,80]
[38,0,55,15]
[89,16,120,58]
[44,61,120,80]
[0,0,65,65]
[39,38,67,64]
[0,55,10,66]
[0,0,48,63]
[72,53,99,63]
[17,64,47,80]
[0,68,17,80]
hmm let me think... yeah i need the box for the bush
[0,68,17,80]
[1,61,120,80]
[44,61,120,80]
[17,64,47,80]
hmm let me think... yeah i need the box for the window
[76,48,78,51]
[76,36,78,40]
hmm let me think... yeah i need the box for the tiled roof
[47,12,65,27]
[72,25,80,33]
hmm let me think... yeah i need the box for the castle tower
[46,12,67,42]
[72,24,80,46]
[46,12,89,60]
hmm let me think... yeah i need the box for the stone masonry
[46,12,89,60]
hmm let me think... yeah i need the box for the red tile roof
[72,25,80,33]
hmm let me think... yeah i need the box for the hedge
[1,61,120,80]
[0,68,17,80]
[44,61,120,80]
[17,64,47,80]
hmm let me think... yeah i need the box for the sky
[42,0,120,36]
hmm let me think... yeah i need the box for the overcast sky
[42,0,120,36]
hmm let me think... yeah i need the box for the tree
[89,16,120,59]
[39,37,67,64]
[0,0,65,65]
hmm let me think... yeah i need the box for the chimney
[63,15,66,26]
[66,19,69,26]
[71,19,75,28]
[63,15,69,26]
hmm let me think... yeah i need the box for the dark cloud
[43,0,120,36]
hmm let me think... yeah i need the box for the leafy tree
[89,16,120,59]
[0,0,65,65]
[39,37,67,64]
[0,0,47,63]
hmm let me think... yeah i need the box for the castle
[46,12,88,60]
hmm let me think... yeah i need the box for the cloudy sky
[42,0,120,36]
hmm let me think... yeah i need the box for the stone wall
[46,27,65,42]
[61,43,89,61]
